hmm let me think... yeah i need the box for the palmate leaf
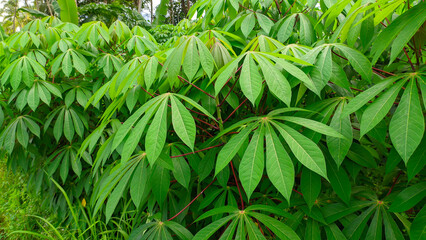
[161,36,215,85]
[129,221,192,240]
[194,206,299,240]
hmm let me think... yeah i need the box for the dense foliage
[0,0,425,239]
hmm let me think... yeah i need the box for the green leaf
[0,106,4,126]
[305,219,321,240]
[193,215,236,240]
[333,44,372,82]
[170,95,196,150]
[273,122,328,179]
[407,137,426,180]
[360,78,406,137]
[130,161,149,208]
[256,54,291,106]
[121,102,160,163]
[383,210,405,240]
[145,97,168,165]
[265,123,294,202]
[63,109,74,142]
[239,54,262,105]
[388,182,426,212]
[244,215,267,240]
[277,15,296,42]
[326,156,351,204]
[196,38,214,78]
[325,224,347,240]
[273,56,320,96]
[57,0,79,24]
[299,14,314,46]
[171,148,191,189]
[144,57,158,90]
[256,13,273,34]
[62,52,72,77]
[150,165,170,206]
[105,167,134,223]
[249,212,301,240]
[327,101,352,166]
[215,123,258,175]
[410,205,426,240]
[347,143,377,168]
[183,38,200,82]
[239,127,264,200]
[323,201,373,224]
[365,207,383,240]
[164,221,194,240]
[277,116,344,138]
[300,168,321,209]
[241,14,256,37]
[315,46,332,84]
[16,120,29,148]
[343,205,376,240]
[342,77,397,116]
[371,2,426,64]
[27,85,40,111]
[389,80,425,163]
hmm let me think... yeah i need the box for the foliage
[78,2,150,28]
[0,157,53,239]
[0,0,425,239]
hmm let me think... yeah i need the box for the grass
[0,157,52,239]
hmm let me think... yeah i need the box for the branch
[170,143,224,158]
[178,76,216,99]
[230,161,245,210]
[223,99,248,123]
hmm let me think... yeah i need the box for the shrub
[0,0,425,239]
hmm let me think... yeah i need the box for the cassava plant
[0,0,425,239]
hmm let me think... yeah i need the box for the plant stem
[167,179,216,221]
[386,171,402,197]
[223,99,248,123]
[170,143,224,158]
[230,161,245,210]
[178,76,216,99]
